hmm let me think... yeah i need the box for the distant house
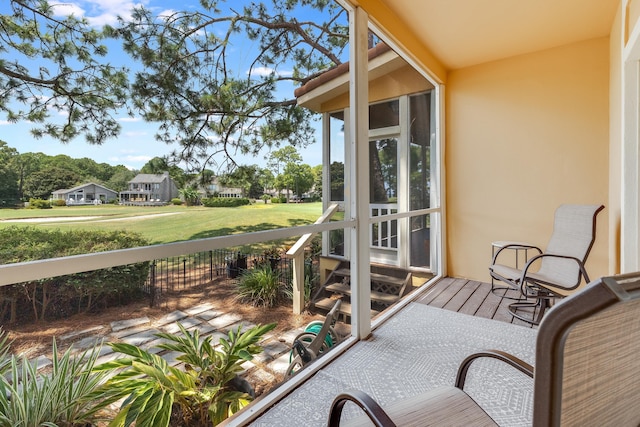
[51,183,118,205]
[119,172,179,205]
[197,177,244,199]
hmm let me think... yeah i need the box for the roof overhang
[352,0,618,74]
[296,43,407,111]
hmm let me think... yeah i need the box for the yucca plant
[0,339,112,427]
[237,264,283,308]
[93,322,276,427]
[0,328,10,376]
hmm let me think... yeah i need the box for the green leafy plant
[237,264,283,308]
[93,322,276,427]
[0,340,111,427]
[201,197,250,208]
[0,226,149,322]
[0,328,11,376]
[27,198,52,209]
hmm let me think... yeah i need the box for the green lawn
[0,202,323,248]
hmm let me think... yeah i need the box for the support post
[292,253,304,314]
[349,6,371,339]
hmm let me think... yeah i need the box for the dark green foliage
[202,197,250,207]
[0,141,19,206]
[94,322,277,426]
[1,1,128,144]
[237,264,283,308]
[0,227,150,322]
[23,166,82,200]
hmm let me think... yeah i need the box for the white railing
[370,203,398,251]
[0,219,353,288]
[285,203,340,313]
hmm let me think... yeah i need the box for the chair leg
[508,296,551,326]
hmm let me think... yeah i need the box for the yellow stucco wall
[445,37,610,282]
[610,4,622,274]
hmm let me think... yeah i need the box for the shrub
[27,198,52,209]
[0,340,111,426]
[171,197,182,205]
[94,322,276,427]
[237,264,283,308]
[0,226,150,322]
[51,199,66,207]
[270,196,287,204]
[202,197,250,207]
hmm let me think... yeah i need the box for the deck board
[415,277,537,329]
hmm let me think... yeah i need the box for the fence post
[291,252,304,314]
[149,261,156,308]
[182,258,186,288]
[209,250,213,280]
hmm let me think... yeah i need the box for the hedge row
[0,226,150,323]
[202,197,251,207]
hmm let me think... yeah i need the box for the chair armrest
[455,350,533,389]
[518,253,590,294]
[328,390,397,427]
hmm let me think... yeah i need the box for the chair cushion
[341,386,498,427]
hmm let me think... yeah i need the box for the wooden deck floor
[413,276,538,328]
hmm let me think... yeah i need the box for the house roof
[129,173,170,184]
[357,0,618,72]
[52,182,117,195]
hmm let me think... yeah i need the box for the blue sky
[0,0,325,170]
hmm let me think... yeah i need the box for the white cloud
[0,121,10,126]
[49,1,149,27]
[247,67,294,78]
[158,8,177,20]
[50,2,86,18]
[123,154,152,162]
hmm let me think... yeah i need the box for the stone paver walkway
[32,301,307,392]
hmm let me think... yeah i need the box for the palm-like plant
[178,186,200,206]
[0,339,112,427]
[237,264,283,308]
[93,322,276,427]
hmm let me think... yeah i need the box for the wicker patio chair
[327,271,640,426]
[488,204,604,325]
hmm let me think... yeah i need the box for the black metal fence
[144,249,297,306]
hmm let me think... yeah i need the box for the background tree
[0,0,129,144]
[105,166,136,191]
[12,152,45,201]
[220,165,264,199]
[2,1,349,169]
[278,162,315,200]
[329,161,345,201]
[140,156,189,188]
[23,166,82,200]
[268,146,303,198]
[311,164,322,200]
[257,168,275,196]
[0,141,19,205]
